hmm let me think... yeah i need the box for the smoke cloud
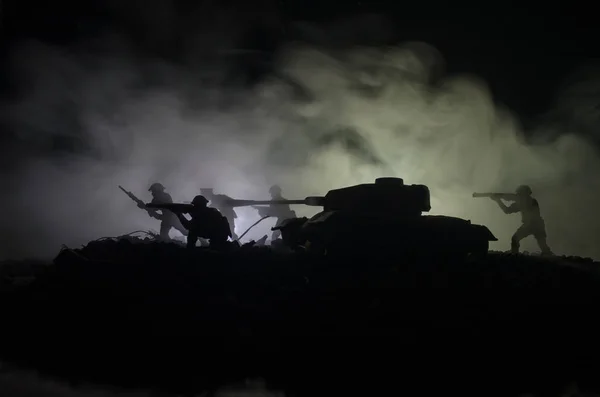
[1,12,600,261]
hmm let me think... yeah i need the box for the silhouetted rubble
[0,259,47,292]
[1,240,600,397]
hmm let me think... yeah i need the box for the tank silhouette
[227,177,497,256]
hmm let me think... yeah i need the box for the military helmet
[192,195,209,206]
[149,182,165,192]
[269,184,282,195]
[516,185,532,196]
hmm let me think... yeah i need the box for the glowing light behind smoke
[2,38,600,260]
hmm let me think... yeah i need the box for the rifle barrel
[472,192,517,200]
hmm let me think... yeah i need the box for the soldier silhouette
[492,185,553,255]
[200,188,239,240]
[173,195,232,249]
[254,185,297,241]
[147,182,188,241]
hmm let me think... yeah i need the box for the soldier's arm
[175,213,191,229]
[146,197,163,218]
[496,200,519,214]
[252,206,271,217]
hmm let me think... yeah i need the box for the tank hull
[275,211,497,257]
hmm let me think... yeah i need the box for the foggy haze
[1,16,600,261]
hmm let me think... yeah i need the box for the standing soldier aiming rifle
[473,185,553,255]
[253,185,297,241]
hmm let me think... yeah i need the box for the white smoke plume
[1,14,600,261]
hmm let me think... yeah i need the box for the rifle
[472,192,518,201]
[145,203,195,213]
[119,185,161,220]
[119,185,145,208]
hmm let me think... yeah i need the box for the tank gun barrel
[227,197,325,208]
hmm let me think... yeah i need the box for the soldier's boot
[535,236,554,256]
[158,224,173,242]
[157,234,171,243]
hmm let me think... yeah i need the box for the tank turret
[227,177,430,216]
[319,177,430,214]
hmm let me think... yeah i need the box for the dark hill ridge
[1,240,600,397]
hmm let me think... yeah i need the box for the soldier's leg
[174,223,188,237]
[170,218,188,237]
[186,231,198,249]
[533,227,553,255]
[227,218,238,239]
[511,225,532,254]
[271,230,281,241]
[271,218,282,241]
[159,221,171,241]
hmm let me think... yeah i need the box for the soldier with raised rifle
[119,183,188,242]
[473,185,553,255]
[146,195,232,249]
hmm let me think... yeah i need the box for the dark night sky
[1,0,598,120]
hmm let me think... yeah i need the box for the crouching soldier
[147,195,232,249]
